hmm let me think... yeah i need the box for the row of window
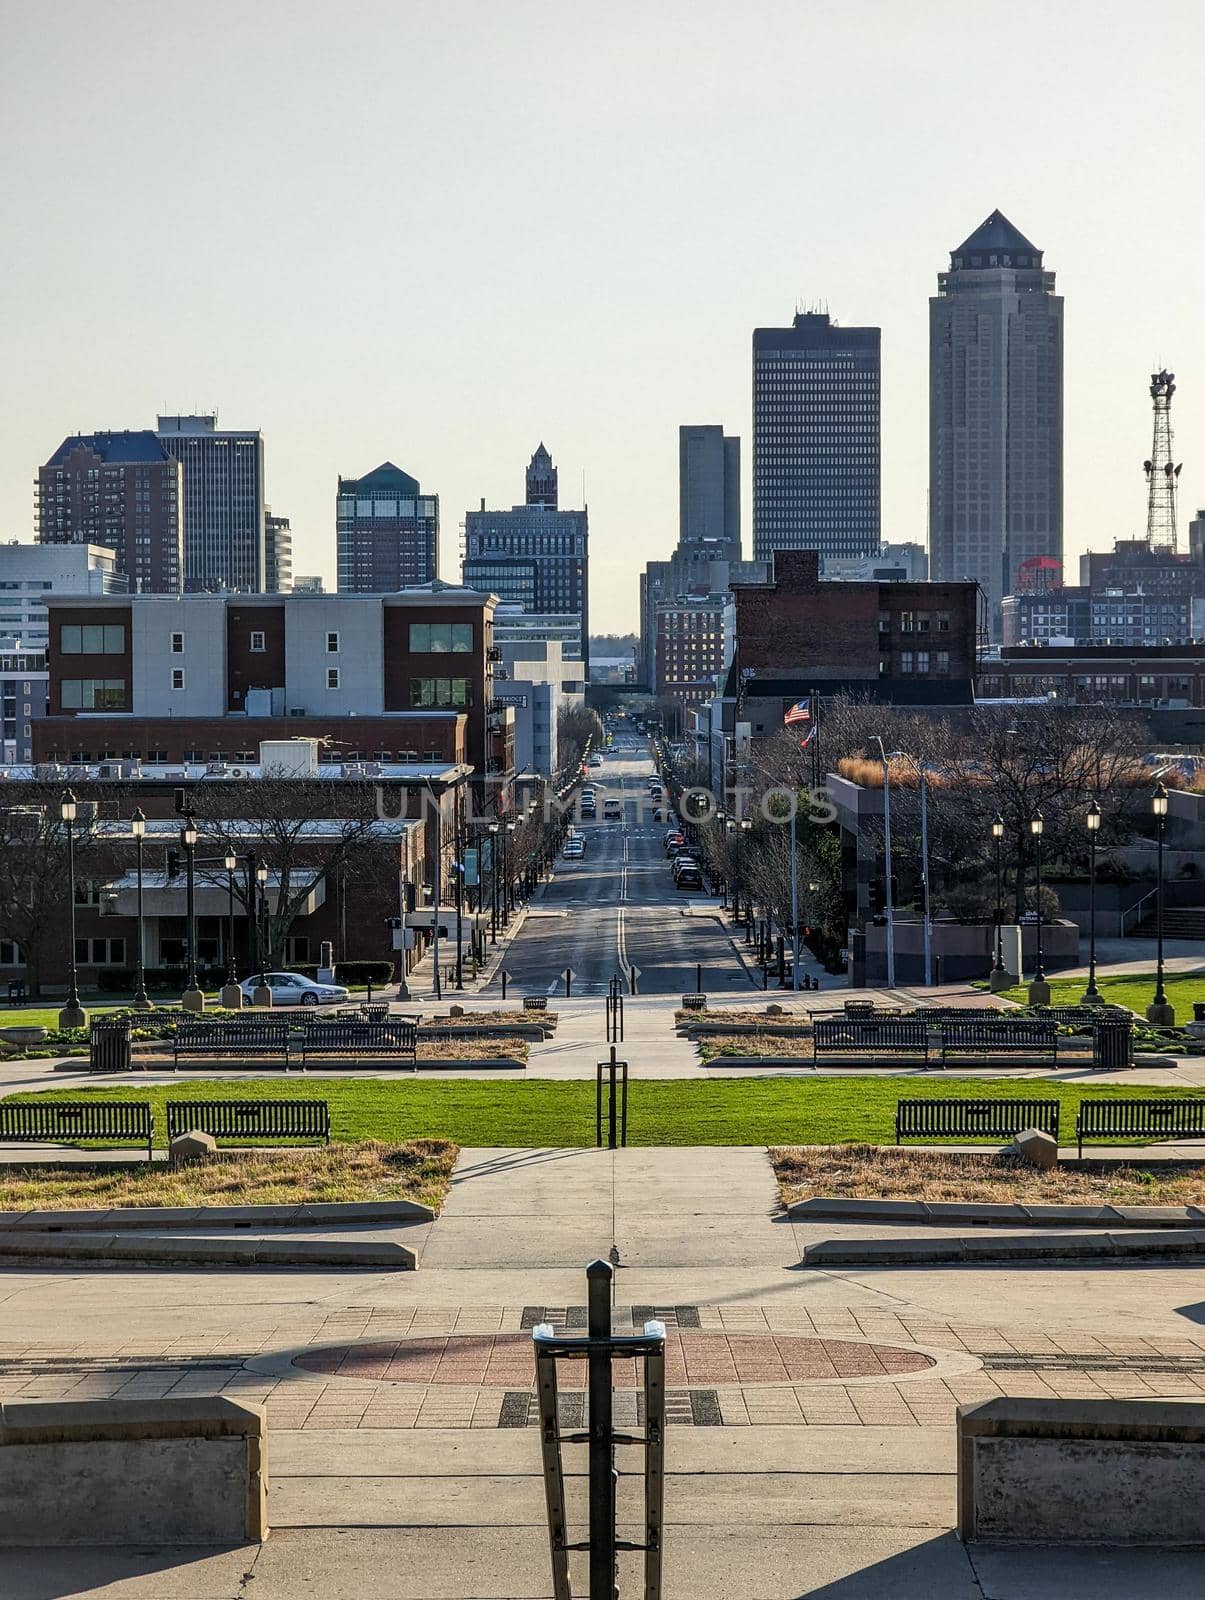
[61,625,125,655]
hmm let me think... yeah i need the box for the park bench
[172,1021,293,1070]
[523,996,548,1013]
[681,994,708,1011]
[0,1100,154,1159]
[300,1018,417,1067]
[1075,1097,1205,1159]
[166,1099,330,1145]
[938,1019,1059,1065]
[813,1017,930,1064]
[895,1097,1060,1144]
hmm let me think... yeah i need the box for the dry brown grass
[0,1139,458,1213]
[771,1143,1205,1206]
[676,1008,813,1029]
[699,1033,811,1060]
[425,1010,553,1027]
[416,1036,528,1061]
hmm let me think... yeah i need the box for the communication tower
[1144,369,1182,549]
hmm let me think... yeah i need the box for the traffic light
[166,849,182,881]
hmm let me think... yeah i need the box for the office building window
[250,630,266,652]
[75,937,126,966]
[61,679,125,710]
[327,667,340,690]
[170,632,184,653]
[409,622,473,653]
[171,668,185,690]
[410,677,472,708]
[60,624,125,654]
[327,632,340,653]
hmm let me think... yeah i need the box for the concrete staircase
[1129,906,1205,940]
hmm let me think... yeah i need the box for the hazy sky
[4,0,1204,629]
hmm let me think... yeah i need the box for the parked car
[671,857,698,881]
[563,839,585,859]
[664,834,685,857]
[674,862,703,889]
[238,971,350,1007]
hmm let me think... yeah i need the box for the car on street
[588,753,603,767]
[603,796,622,817]
[238,971,350,1006]
[674,861,703,889]
[563,838,585,859]
[664,833,685,856]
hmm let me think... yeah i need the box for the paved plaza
[4,1144,1205,1596]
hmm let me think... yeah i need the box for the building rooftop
[950,210,1042,267]
[45,431,172,467]
[341,462,422,495]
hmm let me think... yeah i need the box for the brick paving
[5,1304,1205,1429]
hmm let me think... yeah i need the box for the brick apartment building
[653,594,731,709]
[33,585,515,811]
[977,642,1205,708]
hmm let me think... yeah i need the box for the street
[483,736,753,997]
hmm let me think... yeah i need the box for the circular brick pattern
[293,1333,936,1388]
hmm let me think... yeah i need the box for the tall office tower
[37,431,183,593]
[264,508,293,592]
[679,425,741,557]
[336,463,439,591]
[929,211,1063,636]
[463,444,589,664]
[157,415,265,593]
[525,443,558,508]
[752,310,880,565]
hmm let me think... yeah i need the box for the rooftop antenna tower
[1144,369,1182,550]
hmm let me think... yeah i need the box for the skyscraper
[37,431,183,593]
[752,310,880,564]
[157,415,264,593]
[336,463,439,591]
[463,444,588,664]
[929,210,1063,635]
[264,508,293,592]
[679,425,741,558]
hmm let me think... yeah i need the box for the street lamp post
[1148,783,1175,1024]
[716,811,727,908]
[130,809,153,1011]
[988,814,1011,991]
[58,789,87,1031]
[220,849,243,1009]
[740,818,752,943]
[874,740,896,990]
[251,858,271,1006]
[1083,801,1102,1005]
[180,814,204,1013]
[1027,812,1050,1005]
[488,822,499,945]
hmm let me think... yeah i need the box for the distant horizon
[4,1,1204,629]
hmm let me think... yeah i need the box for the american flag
[783,699,812,727]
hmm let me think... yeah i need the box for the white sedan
[238,972,351,1006]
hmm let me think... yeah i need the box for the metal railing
[534,1260,665,1599]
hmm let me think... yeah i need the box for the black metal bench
[938,1019,1059,1065]
[813,1017,930,1064]
[895,1097,1060,1144]
[0,1100,154,1158]
[300,1019,417,1067]
[1075,1097,1205,1159]
[173,1021,293,1070]
[166,1099,330,1145]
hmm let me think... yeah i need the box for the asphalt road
[484,737,754,997]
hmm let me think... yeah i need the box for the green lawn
[8,1076,1205,1149]
[993,971,1205,1025]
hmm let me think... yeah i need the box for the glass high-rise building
[929,210,1063,637]
[157,415,264,593]
[336,463,439,591]
[752,311,880,564]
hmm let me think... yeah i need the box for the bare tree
[0,784,109,995]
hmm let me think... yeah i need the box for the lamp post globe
[58,788,87,1031]
[220,848,244,1009]
[179,815,205,1013]
[988,814,1012,990]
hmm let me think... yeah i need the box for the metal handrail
[1119,885,1160,936]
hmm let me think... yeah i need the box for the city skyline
[3,2,1204,630]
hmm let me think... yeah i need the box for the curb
[0,1232,417,1269]
[789,1196,1205,1228]
[0,1198,435,1232]
[802,1231,1205,1265]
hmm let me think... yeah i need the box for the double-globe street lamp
[1148,782,1174,1025]
[179,814,205,1013]
[989,814,1008,988]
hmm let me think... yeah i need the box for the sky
[3,0,1205,630]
